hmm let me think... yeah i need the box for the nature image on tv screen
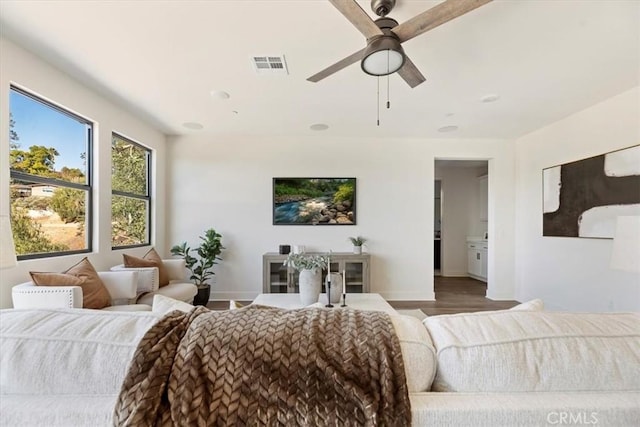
[273,178,356,225]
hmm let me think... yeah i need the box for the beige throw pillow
[30,257,112,309]
[123,248,169,287]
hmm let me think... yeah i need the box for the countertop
[467,237,488,244]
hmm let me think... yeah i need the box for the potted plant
[349,236,367,254]
[284,253,328,305]
[170,228,224,306]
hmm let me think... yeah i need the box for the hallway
[389,276,520,315]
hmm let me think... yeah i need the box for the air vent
[251,55,288,75]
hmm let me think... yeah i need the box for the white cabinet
[478,175,488,222]
[480,244,488,280]
[467,242,487,283]
[467,243,482,277]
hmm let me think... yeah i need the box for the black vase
[193,285,211,306]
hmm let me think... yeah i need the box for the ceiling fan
[307,0,492,88]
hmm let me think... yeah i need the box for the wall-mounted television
[273,178,356,225]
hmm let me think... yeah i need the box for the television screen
[273,178,356,225]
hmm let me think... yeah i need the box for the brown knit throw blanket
[113,305,411,426]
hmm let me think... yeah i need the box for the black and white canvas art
[543,145,640,238]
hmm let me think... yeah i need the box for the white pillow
[424,311,640,392]
[152,294,194,314]
[389,314,437,393]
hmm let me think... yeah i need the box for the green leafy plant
[283,253,328,273]
[170,228,224,288]
[348,236,367,247]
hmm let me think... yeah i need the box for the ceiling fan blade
[392,0,492,43]
[329,0,383,39]
[307,48,366,83]
[397,56,426,88]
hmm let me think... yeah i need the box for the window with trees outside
[111,134,151,248]
[9,86,93,259]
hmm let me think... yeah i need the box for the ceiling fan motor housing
[374,16,400,32]
[371,0,396,17]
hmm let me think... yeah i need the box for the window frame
[9,85,93,260]
[111,132,152,249]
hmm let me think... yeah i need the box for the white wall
[0,37,167,308]
[167,135,517,301]
[515,87,640,311]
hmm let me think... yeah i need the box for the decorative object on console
[341,269,347,307]
[170,228,225,306]
[610,216,640,272]
[0,215,17,269]
[273,178,356,225]
[278,245,290,255]
[284,252,329,305]
[349,235,367,254]
[325,272,342,304]
[543,145,640,238]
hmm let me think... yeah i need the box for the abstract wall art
[542,145,640,238]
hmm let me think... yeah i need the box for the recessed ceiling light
[438,125,458,133]
[210,90,230,100]
[481,94,500,103]
[310,123,329,131]
[182,122,203,130]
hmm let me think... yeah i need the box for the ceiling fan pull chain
[387,73,391,109]
[377,76,380,126]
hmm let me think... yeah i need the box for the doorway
[434,159,489,297]
[434,180,442,276]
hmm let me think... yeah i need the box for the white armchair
[110,258,197,306]
[12,270,152,311]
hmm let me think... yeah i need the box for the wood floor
[389,276,520,315]
[208,276,520,314]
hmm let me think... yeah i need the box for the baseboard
[381,290,435,301]
[209,291,260,301]
[441,271,469,277]
[486,291,517,301]
[211,291,437,302]
[468,273,487,283]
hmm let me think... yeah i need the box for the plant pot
[353,246,362,255]
[298,269,321,305]
[325,272,342,304]
[193,285,211,306]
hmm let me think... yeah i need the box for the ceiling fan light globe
[361,36,405,76]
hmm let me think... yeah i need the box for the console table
[262,252,370,294]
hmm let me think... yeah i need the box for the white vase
[298,269,321,305]
[325,272,342,304]
[353,246,362,254]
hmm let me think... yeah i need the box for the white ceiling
[1,0,638,139]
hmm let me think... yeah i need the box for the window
[111,133,151,248]
[8,86,93,259]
